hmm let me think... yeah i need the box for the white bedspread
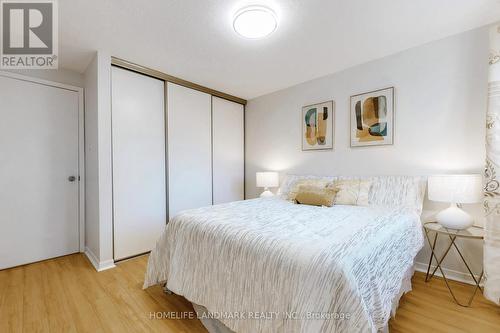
[144,197,424,333]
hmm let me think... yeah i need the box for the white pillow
[330,179,372,206]
[277,174,336,199]
[278,174,426,212]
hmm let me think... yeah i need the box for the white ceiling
[59,0,500,99]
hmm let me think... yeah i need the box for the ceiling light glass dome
[233,6,277,39]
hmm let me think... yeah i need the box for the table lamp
[256,172,279,198]
[428,174,483,230]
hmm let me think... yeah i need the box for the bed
[144,175,426,333]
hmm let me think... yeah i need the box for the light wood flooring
[0,253,498,333]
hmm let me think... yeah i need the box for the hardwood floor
[390,272,500,333]
[0,253,498,333]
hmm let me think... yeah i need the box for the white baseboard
[84,246,116,272]
[414,261,482,286]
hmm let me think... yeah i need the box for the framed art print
[302,100,334,151]
[350,87,394,147]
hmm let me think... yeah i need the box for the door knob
[68,176,76,182]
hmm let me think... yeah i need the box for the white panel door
[167,83,212,217]
[111,67,166,261]
[0,75,80,269]
[212,97,244,204]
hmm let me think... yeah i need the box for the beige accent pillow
[287,179,331,201]
[295,185,339,207]
[329,179,372,206]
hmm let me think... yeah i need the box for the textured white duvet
[144,187,424,333]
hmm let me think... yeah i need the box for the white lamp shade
[428,174,483,204]
[256,172,279,188]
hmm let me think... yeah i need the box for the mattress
[144,189,424,333]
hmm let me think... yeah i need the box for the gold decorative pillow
[295,185,339,207]
[287,179,331,201]
[329,180,372,206]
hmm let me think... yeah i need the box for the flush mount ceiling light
[233,6,277,39]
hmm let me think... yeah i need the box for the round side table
[423,221,484,307]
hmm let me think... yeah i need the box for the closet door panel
[167,83,212,217]
[111,67,166,260]
[212,97,244,204]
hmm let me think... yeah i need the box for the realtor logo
[1,0,58,69]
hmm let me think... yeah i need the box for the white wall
[83,51,114,271]
[245,27,488,282]
[84,54,100,260]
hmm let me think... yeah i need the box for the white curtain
[485,23,500,304]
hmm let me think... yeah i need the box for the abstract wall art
[350,87,394,147]
[302,100,334,151]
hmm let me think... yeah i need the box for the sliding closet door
[167,83,212,217]
[212,97,244,204]
[111,67,166,260]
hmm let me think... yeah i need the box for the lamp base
[260,189,274,198]
[436,203,474,230]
